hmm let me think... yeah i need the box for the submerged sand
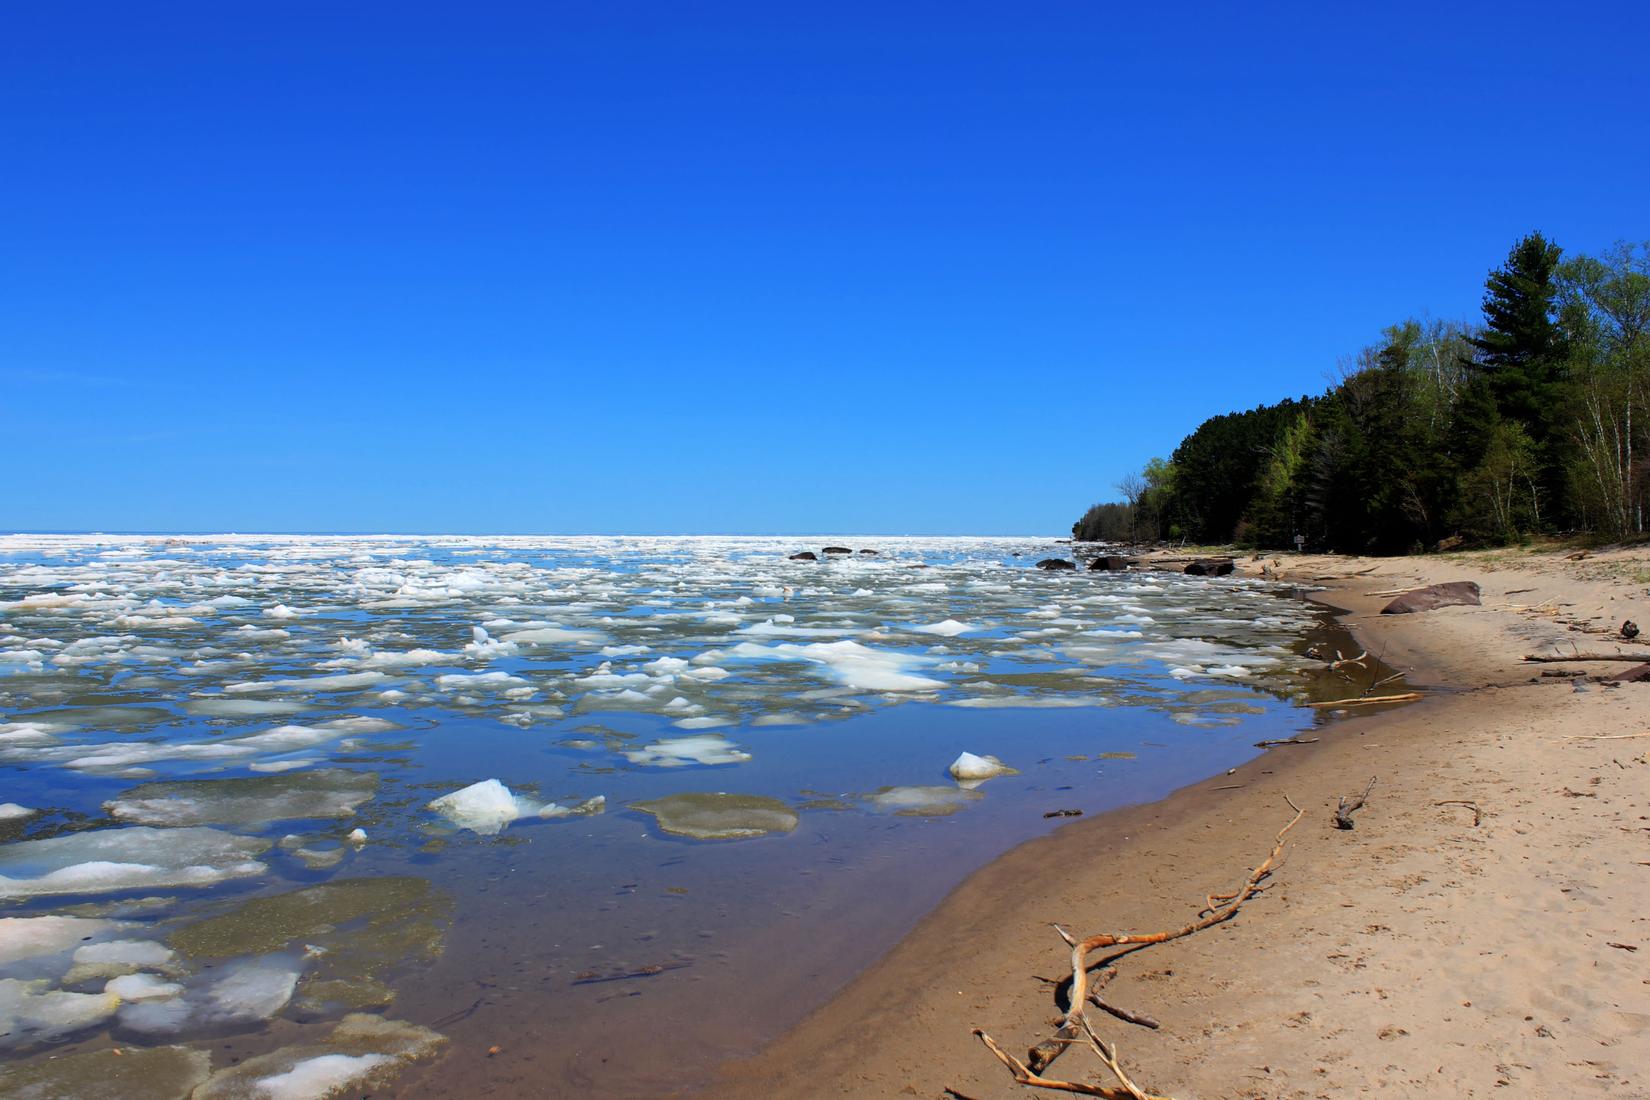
[714,546,1650,1098]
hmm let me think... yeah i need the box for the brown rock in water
[1088,555,1131,572]
[1185,558,1235,577]
[858,549,878,556]
[1035,558,1076,571]
[822,546,852,555]
[1380,580,1481,614]
[789,551,817,561]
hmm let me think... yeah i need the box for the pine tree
[1467,232,1569,524]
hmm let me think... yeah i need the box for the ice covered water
[0,534,1345,1096]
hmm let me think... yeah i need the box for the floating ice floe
[0,1042,211,1100]
[0,916,122,967]
[427,779,605,835]
[621,734,751,768]
[64,938,178,983]
[632,792,799,840]
[725,639,944,692]
[118,953,303,1036]
[0,826,270,899]
[911,619,977,637]
[191,1012,446,1100]
[0,978,121,1049]
[864,785,984,816]
[0,803,35,820]
[947,752,1017,783]
[223,671,389,694]
[105,770,379,827]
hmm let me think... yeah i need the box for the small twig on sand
[1335,777,1378,830]
[1255,736,1319,748]
[1435,799,1482,826]
[1565,732,1650,741]
[1089,994,1161,1030]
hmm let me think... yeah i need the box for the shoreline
[710,549,1650,1098]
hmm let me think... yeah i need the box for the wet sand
[713,548,1650,1098]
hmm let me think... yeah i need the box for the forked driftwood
[1335,777,1377,829]
[975,1018,1171,1100]
[988,799,1304,1083]
[1329,650,1369,669]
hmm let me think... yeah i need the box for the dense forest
[1074,234,1650,553]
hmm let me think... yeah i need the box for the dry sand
[712,547,1650,1099]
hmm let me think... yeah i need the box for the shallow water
[0,535,1353,1097]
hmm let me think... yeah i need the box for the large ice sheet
[0,827,270,899]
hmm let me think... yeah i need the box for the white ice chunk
[105,972,185,1002]
[911,619,977,637]
[0,803,34,820]
[255,1053,395,1100]
[948,752,1017,782]
[427,780,603,835]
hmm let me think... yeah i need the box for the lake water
[0,535,1352,1097]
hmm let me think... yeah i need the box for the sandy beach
[714,547,1650,1099]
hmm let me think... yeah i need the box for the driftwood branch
[975,1028,1164,1099]
[1022,799,1304,1075]
[1255,736,1319,748]
[1303,692,1421,708]
[1335,777,1377,830]
[1522,652,1647,663]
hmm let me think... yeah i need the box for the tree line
[1073,234,1650,553]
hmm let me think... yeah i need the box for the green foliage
[1072,235,1650,553]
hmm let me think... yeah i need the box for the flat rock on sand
[1380,578,1480,613]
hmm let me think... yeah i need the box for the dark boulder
[1622,620,1640,640]
[1185,558,1235,577]
[789,551,818,562]
[1088,555,1131,572]
[1605,662,1650,682]
[1380,580,1481,614]
[858,549,878,556]
[822,546,852,555]
[1035,558,1077,572]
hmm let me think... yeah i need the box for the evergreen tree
[1467,232,1569,430]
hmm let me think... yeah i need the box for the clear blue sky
[4,2,1646,535]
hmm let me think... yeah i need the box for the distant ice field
[0,534,1334,1096]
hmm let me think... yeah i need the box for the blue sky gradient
[4,1,1647,534]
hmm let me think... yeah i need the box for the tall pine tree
[1466,232,1569,525]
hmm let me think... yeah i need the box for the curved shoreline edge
[710,550,1650,1099]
